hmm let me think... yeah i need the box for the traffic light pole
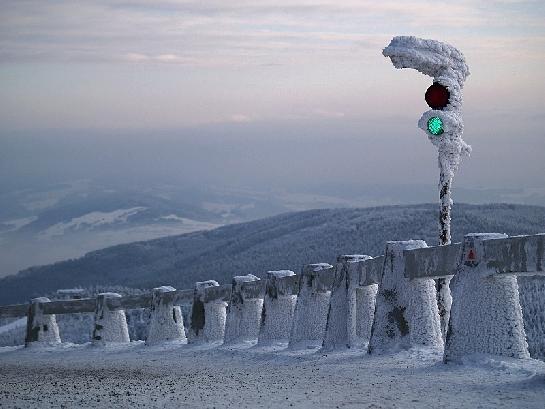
[382,36,471,340]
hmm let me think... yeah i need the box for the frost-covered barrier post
[188,280,228,344]
[146,286,187,345]
[289,263,334,349]
[444,233,545,362]
[258,270,298,345]
[369,241,443,354]
[356,256,384,348]
[92,293,130,344]
[383,36,471,339]
[25,297,61,347]
[323,255,371,351]
[224,275,265,344]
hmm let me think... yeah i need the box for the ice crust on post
[188,280,227,344]
[92,293,130,344]
[444,233,530,362]
[146,286,187,346]
[323,255,372,351]
[518,276,545,360]
[369,241,443,354]
[25,297,61,347]
[224,274,264,344]
[383,36,472,340]
[258,270,297,345]
[289,263,334,349]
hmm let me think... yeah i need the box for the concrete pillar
[92,292,130,344]
[369,241,443,354]
[25,297,61,347]
[146,286,187,346]
[224,275,264,344]
[289,263,334,349]
[258,270,297,346]
[323,255,372,351]
[444,233,529,362]
[188,280,227,344]
[355,283,379,348]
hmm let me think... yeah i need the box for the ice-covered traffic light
[425,83,450,110]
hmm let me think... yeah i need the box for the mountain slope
[1,203,545,305]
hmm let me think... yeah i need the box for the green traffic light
[427,116,444,135]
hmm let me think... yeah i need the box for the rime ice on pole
[25,297,61,347]
[383,36,472,339]
[289,263,334,349]
[224,274,264,344]
[146,286,187,345]
[258,270,297,346]
[188,280,227,344]
[323,255,372,351]
[92,292,130,344]
[369,241,443,354]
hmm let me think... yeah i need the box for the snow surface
[0,343,544,408]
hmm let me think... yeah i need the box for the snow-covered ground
[0,343,544,408]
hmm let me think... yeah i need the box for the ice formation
[146,286,187,345]
[322,255,372,351]
[188,280,227,344]
[383,36,472,339]
[92,292,130,344]
[369,241,443,354]
[518,276,545,361]
[258,270,297,345]
[224,274,264,344]
[445,234,529,362]
[25,297,61,346]
[289,263,334,349]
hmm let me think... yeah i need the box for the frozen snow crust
[369,241,443,354]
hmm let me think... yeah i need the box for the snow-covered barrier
[146,286,187,346]
[444,234,530,362]
[356,256,384,348]
[369,241,443,354]
[518,276,545,361]
[25,297,61,347]
[188,280,228,344]
[289,263,334,349]
[258,270,298,345]
[224,275,265,344]
[92,293,130,344]
[322,255,371,351]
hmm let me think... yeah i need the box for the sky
[1,0,545,197]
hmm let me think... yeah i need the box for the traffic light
[425,82,450,110]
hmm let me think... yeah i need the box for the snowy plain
[1,342,544,408]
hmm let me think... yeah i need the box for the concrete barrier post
[92,293,130,344]
[369,241,443,354]
[289,263,334,349]
[188,280,228,344]
[323,255,371,351]
[224,275,264,344]
[444,233,529,362]
[25,297,61,347]
[146,286,187,345]
[258,270,297,345]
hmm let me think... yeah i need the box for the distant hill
[1,203,545,305]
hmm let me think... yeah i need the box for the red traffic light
[425,83,450,110]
